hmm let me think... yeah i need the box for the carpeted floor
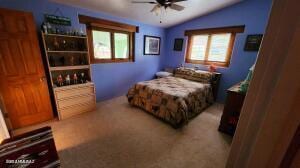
[14,96,231,168]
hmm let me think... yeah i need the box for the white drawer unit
[54,83,96,120]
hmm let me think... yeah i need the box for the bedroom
[0,0,299,167]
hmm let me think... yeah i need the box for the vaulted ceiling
[51,0,243,28]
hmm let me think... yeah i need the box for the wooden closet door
[0,8,53,129]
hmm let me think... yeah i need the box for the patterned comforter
[127,76,214,127]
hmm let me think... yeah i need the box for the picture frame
[173,38,184,51]
[144,35,161,55]
[244,34,263,51]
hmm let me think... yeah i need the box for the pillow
[156,71,173,78]
[174,68,213,83]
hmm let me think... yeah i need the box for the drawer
[56,94,95,109]
[58,103,95,120]
[55,84,95,100]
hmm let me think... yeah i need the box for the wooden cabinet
[219,83,246,135]
[41,32,96,120]
[54,83,96,120]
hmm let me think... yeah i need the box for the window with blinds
[185,25,245,67]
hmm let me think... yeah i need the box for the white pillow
[156,71,173,78]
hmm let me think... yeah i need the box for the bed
[127,68,221,128]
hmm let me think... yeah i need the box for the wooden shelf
[41,30,95,120]
[53,82,94,90]
[47,50,88,54]
[43,33,87,39]
[50,65,89,71]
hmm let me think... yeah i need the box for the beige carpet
[14,96,231,168]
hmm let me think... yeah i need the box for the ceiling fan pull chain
[160,7,163,23]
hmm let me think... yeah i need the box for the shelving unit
[44,33,88,39]
[47,51,88,54]
[49,65,90,71]
[41,32,96,120]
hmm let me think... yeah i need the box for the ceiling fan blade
[150,4,161,12]
[131,1,157,4]
[168,0,187,2]
[169,4,185,11]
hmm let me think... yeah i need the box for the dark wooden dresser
[219,83,246,136]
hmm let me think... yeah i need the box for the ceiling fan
[132,0,187,13]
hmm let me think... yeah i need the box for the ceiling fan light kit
[132,0,187,23]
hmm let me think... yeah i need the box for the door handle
[40,76,47,82]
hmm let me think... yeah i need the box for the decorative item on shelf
[57,74,64,87]
[62,40,67,50]
[65,74,71,85]
[65,29,70,36]
[73,73,78,84]
[80,28,85,36]
[46,22,52,34]
[239,63,255,93]
[55,27,61,34]
[41,22,48,34]
[80,72,86,83]
[53,37,59,50]
[69,56,74,66]
[209,64,217,72]
[72,29,78,36]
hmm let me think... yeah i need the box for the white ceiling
[51,0,243,28]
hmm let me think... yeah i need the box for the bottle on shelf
[73,73,78,84]
[53,37,60,50]
[65,74,71,85]
[57,74,64,87]
[80,72,86,83]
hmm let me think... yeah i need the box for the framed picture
[173,38,184,51]
[244,34,263,51]
[144,35,161,55]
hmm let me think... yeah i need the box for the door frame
[0,108,10,143]
[226,0,300,167]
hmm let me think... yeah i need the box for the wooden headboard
[211,72,222,101]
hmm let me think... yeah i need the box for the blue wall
[162,0,273,102]
[0,0,166,101]
[0,0,273,103]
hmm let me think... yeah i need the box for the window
[91,28,131,63]
[185,25,245,67]
[92,30,111,59]
[79,15,138,63]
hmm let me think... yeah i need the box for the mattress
[127,76,214,127]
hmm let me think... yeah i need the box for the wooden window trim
[80,15,136,64]
[184,25,245,36]
[79,15,139,33]
[185,25,244,67]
